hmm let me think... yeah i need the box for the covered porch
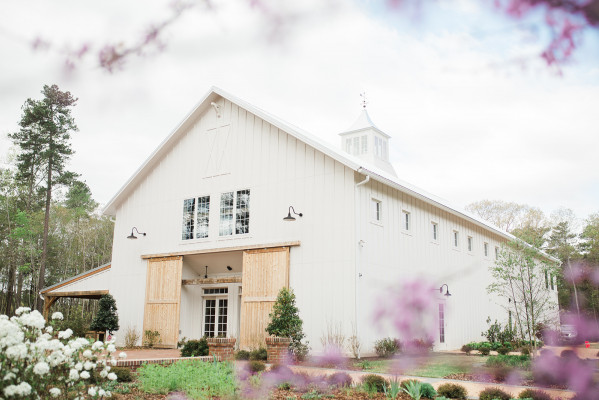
[140,241,299,349]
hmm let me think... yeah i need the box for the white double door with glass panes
[203,288,228,337]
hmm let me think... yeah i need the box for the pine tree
[266,287,308,359]
[9,84,79,312]
[90,294,120,334]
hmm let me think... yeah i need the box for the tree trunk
[35,159,53,313]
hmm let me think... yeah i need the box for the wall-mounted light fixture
[283,206,303,221]
[226,266,233,271]
[438,284,452,297]
[127,227,146,239]
[204,266,208,279]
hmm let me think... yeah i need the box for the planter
[265,336,291,363]
[206,337,236,361]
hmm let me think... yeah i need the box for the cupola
[339,106,397,177]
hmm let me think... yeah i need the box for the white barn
[42,87,559,353]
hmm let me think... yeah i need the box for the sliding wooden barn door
[239,247,289,349]
[142,256,183,348]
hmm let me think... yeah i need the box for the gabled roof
[102,87,559,264]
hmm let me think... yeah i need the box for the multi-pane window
[182,198,195,240]
[345,138,351,153]
[402,211,410,231]
[431,222,438,241]
[353,137,360,155]
[484,242,489,257]
[204,298,228,337]
[375,136,382,157]
[372,199,382,222]
[220,189,250,236]
[361,135,367,153]
[182,196,210,240]
[438,303,445,343]
[204,288,228,295]
[196,196,210,238]
[467,236,473,252]
[453,231,459,248]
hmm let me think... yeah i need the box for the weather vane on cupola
[360,92,368,109]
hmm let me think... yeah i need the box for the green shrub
[361,374,388,393]
[90,293,120,334]
[144,330,161,348]
[55,306,92,338]
[520,347,530,356]
[401,380,423,400]
[480,346,491,355]
[374,337,401,357]
[110,367,133,382]
[266,287,309,361]
[248,360,265,374]
[235,350,250,360]
[497,346,510,355]
[436,383,467,399]
[460,344,473,354]
[486,355,531,369]
[420,382,437,399]
[249,347,267,361]
[180,338,208,357]
[400,379,421,389]
[327,372,353,387]
[518,389,552,400]
[479,387,511,400]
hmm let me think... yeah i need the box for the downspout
[354,173,369,359]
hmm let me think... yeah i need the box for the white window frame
[495,246,500,260]
[202,293,229,337]
[467,236,473,252]
[453,230,459,249]
[181,194,211,241]
[218,189,250,237]
[484,242,489,257]
[371,198,382,223]
[361,135,367,154]
[431,221,439,243]
[402,210,411,233]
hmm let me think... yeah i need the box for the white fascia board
[338,126,391,139]
[357,167,561,264]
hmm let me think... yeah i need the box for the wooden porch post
[42,296,58,320]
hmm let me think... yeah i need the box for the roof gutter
[356,167,560,264]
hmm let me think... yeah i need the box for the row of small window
[372,199,499,258]
[182,189,250,240]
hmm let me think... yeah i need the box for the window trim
[218,189,251,238]
[467,236,473,253]
[452,230,460,250]
[371,198,383,224]
[181,194,211,242]
[495,246,500,260]
[484,242,489,258]
[401,210,412,235]
[430,221,439,243]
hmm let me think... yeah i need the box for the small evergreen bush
[180,338,208,357]
[518,389,552,400]
[479,387,511,400]
[436,383,467,399]
[235,350,250,360]
[520,347,530,356]
[460,344,473,354]
[327,372,353,387]
[248,360,266,374]
[374,337,401,357]
[249,347,267,361]
[111,367,133,382]
[420,382,437,398]
[90,294,120,334]
[266,287,309,361]
[486,355,531,369]
[362,374,388,393]
[497,346,510,355]
[480,346,491,355]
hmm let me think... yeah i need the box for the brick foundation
[207,337,236,361]
[266,336,291,364]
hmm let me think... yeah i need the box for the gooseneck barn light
[127,227,146,239]
[283,206,303,221]
[438,284,452,297]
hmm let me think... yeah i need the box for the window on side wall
[402,210,410,231]
[219,189,250,236]
[361,135,367,153]
[453,231,459,248]
[550,274,555,290]
[431,222,438,241]
[495,246,499,260]
[372,199,382,222]
[484,242,489,257]
[467,236,473,252]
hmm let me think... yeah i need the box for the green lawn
[353,353,488,378]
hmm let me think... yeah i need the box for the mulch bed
[270,388,411,399]
[112,387,167,399]
[443,373,568,390]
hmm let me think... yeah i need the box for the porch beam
[141,241,300,259]
[182,276,242,285]
[44,290,109,298]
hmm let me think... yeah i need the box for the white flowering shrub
[0,307,126,399]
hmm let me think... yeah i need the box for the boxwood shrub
[362,374,388,393]
[479,387,511,400]
[436,383,468,399]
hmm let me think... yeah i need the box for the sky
[1,0,598,225]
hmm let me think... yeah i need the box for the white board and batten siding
[107,96,356,347]
[356,179,560,351]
